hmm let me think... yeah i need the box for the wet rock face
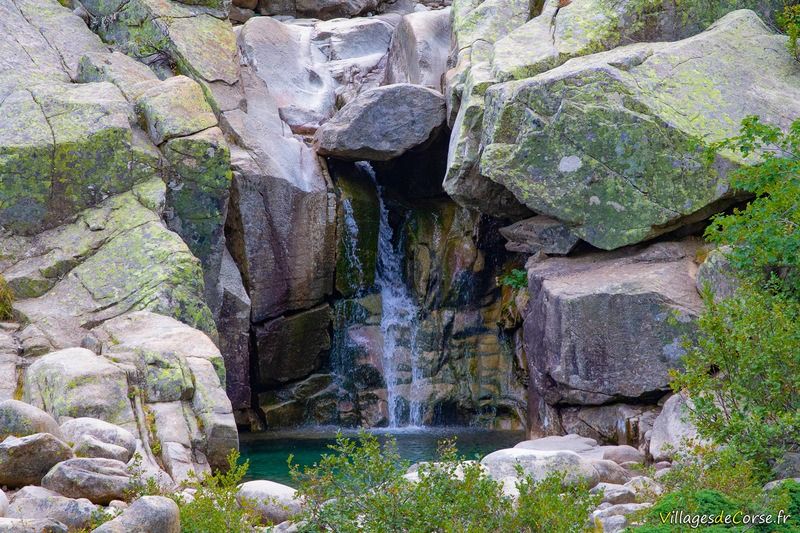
[523,241,703,410]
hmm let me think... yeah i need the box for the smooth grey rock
[77,52,159,101]
[603,446,645,465]
[0,517,68,532]
[42,458,131,505]
[73,434,131,463]
[499,216,579,255]
[624,476,663,499]
[524,241,702,407]
[0,400,62,440]
[384,9,451,92]
[0,434,74,488]
[237,480,303,524]
[93,496,179,533]
[590,483,637,505]
[7,486,98,530]
[60,418,137,457]
[0,489,7,517]
[218,248,252,410]
[481,448,601,487]
[649,394,700,462]
[314,84,445,161]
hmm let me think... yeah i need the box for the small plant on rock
[175,450,261,533]
[0,274,13,321]
[499,268,528,290]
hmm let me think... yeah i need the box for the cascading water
[357,162,424,427]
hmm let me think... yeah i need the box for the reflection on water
[240,427,526,485]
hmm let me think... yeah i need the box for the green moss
[0,275,14,320]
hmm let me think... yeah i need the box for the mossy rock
[332,163,380,298]
[481,11,800,249]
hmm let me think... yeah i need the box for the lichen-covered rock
[93,495,179,533]
[73,434,131,462]
[696,246,737,301]
[80,0,241,111]
[4,181,216,344]
[384,9,451,92]
[7,486,98,531]
[481,11,800,249]
[77,52,159,101]
[493,0,791,82]
[92,311,237,472]
[0,400,62,440]
[0,82,151,234]
[42,458,131,505]
[237,480,303,524]
[24,349,136,429]
[314,84,445,161]
[523,241,702,408]
[0,433,74,488]
[161,126,231,315]
[441,0,533,217]
[135,76,217,146]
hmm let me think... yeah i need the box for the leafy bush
[706,116,800,299]
[126,450,261,532]
[670,287,800,468]
[778,4,800,59]
[290,432,600,533]
[0,275,13,321]
[174,450,261,533]
[498,268,528,289]
[672,117,800,471]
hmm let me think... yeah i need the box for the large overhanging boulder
[523,241,702,407]
[481,10,800,249]
[313,83,446,161]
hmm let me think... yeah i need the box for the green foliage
[0,275,13,321]
[174,450,261,533]
[125,453,165,502]
[706,116,800,299]
[671,286,800,468]
[290,432,600,533]
[672,116,800,472]
[629,449,800,531]
[498,268,528,289]
[778,5,800,59]
[657,444,766,502]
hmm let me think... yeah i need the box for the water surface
[240,427,526,485]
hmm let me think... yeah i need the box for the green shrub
[0,275,13,321]
[670,286,800,469]
[778,4,800,59]
[705,116,800,299]
[290,432,600,533]
[499,269,528,289]
[174,450,261,533]
[672,116,800,472]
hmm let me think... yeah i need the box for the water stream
[358,162,424,427]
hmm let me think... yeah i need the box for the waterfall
[341,196,364,291]
[357,162,424,427]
